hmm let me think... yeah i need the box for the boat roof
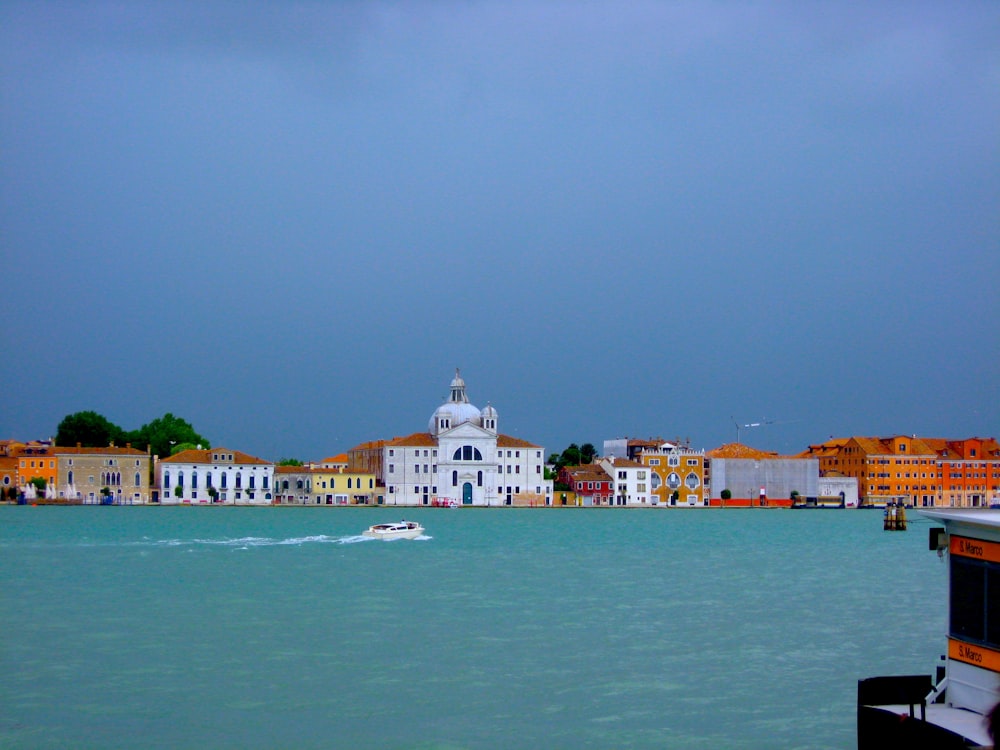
[919,509,1000,531]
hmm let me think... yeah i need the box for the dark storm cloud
[2,1,997,458]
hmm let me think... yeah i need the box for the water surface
[0,507,946,748]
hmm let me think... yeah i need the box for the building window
[454,446,483,461]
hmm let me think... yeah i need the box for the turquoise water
[0,507,946,749]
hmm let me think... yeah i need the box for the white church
[382,370,553,506]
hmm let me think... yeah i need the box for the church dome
[481,404,497,420]
[429,369,481,435]
[428,402,482,433]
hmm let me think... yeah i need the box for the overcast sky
[2,1,997,460]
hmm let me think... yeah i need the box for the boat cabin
[858,509,1000,748]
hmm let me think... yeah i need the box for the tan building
[54,444,152,504]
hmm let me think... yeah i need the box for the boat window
[950,556,1000,647]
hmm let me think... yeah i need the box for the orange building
[802,435,941,507]
[16,444,58,494]
[924,437,1000,508]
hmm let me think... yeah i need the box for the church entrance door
[462,482,473,505]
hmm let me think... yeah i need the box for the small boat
[362,521,425,540]
[858,509,1000,749]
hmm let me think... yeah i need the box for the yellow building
[274,462,379,505]
[638,442,707,506]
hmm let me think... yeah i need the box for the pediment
[439,422,493,440]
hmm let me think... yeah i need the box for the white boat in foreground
[858,509,1000,749]
[362,521,425,540]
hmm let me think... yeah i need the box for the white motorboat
[362,521,425,540]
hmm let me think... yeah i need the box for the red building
[558,464,614,506]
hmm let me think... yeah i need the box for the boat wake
[129,534,378,548]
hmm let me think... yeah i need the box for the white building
[383,370,552,506]
[157,447,274,504]
[598,457,651,506]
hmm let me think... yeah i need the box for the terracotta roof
[564,465,612,482]
[160,447,271,465]
[348,440,388,452]
[497,434,539,449]
[604,457,645,468]
[274,464,322,475]
[386,432,439,447]
[54,445,148,456]
[323,453,349,464]
[707,443,780,459]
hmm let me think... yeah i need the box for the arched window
[452,470,458,487]
[347,477,352,489]
[453,445,483,461]
[134,473,141,487]
[68,471,74,486]
[235,472,242,489]
[477,470,483,487]
[164,471,170,489]
[192,471,198,489]
[178,471,184,488]
[221,473,227,489]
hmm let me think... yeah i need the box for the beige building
[54,444,152,504]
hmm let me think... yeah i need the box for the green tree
[550,442,597,471]
[278,458,303,466]
[29,477,47,492]
[174,485,183,499]
[55,411,128,447]
[721,489,732,500]
[130,413,210,459]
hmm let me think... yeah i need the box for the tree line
[54,411,210,459]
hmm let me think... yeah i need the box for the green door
[462,482,473,505]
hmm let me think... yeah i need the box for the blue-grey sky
[2,2,998,460]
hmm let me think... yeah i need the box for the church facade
[381,371,552,506]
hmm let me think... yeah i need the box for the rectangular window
[389,464,394,474]
[950,557,986,643]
